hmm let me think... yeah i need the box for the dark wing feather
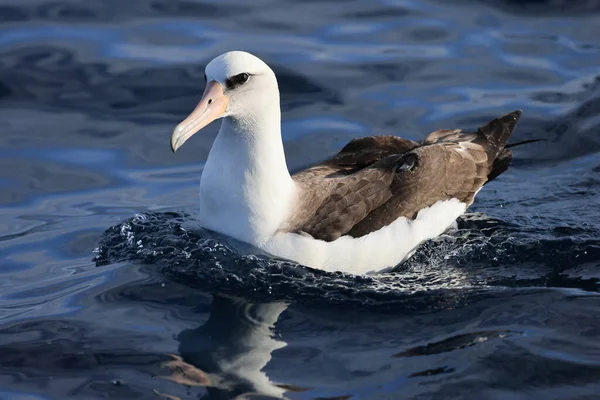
[289,110,522,241]
[347,141,489,237]
[293,158,398,241]
[287,136,417,241]
[332,135,419,168]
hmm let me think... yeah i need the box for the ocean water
[1,0,600,399]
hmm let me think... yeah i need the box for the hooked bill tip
[171,126,183,153]
[171,138,181,153]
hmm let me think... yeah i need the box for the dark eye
[235,73,250,84]
[226,73,250,89]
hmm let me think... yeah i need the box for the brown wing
[347,141,489,237]
[331,135,419,169]
[288,110,522,241]
[288,136,418,241]
[291,135,419,182]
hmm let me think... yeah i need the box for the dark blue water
[1,0,600,398]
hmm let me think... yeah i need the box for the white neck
[198,108,297,246]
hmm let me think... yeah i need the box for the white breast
[198,119,297,246]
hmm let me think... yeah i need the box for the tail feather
[487,149,513,183]
[476,109,522,166]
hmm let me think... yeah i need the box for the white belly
[262,199,467,274]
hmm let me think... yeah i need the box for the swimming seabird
[170,51,523,274]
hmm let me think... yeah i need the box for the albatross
[170,51,524,274]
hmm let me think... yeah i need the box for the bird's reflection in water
[161,294,303,400]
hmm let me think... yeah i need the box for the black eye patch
[225,73,250,89]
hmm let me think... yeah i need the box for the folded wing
[288,110,522,241]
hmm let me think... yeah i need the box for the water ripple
[1,0,600,398]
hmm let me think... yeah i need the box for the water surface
[1,0,600,398]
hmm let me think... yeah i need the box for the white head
[171,51,280,152]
